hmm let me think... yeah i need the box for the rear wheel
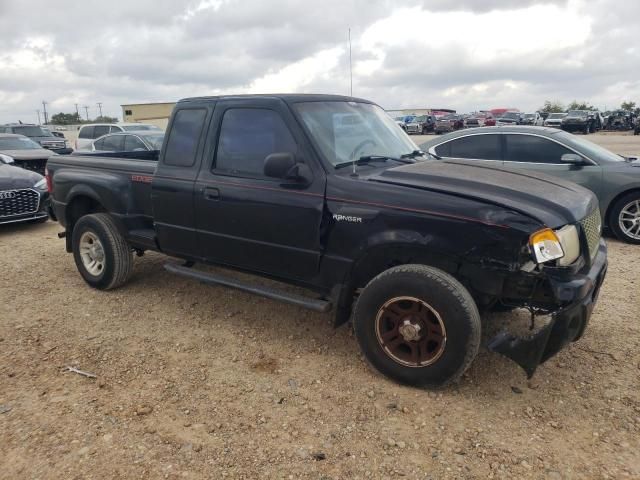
[609,192,640,244]
[72,213,134,289]
[353,265,481,388]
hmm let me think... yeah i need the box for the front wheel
[72,213,134,289]
[353,265,481,388]
[609,193,640,244]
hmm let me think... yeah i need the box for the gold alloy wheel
[375,296,447,367]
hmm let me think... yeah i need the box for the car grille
[0,189,40,219]
[40,140,66,149]
[580,208,602,261]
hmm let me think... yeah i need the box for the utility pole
[97,102,103,118]
[74,103,80,122]
[348,28,353,97]
[84,105,90,121]
[36,110,41,125]
[42,101,49,125]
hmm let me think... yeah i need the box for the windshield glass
[0,136,43,150]
[567,110,587,117]
[524,114,535,119]
[122,125,161,131]
[294,102,419,167]
[549,113,566,119]
[501,112,520,119]
[554,131,625,162]
[142,134,165,149]
[11,126,52,137]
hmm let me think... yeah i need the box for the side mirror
[264,152,296,179]
[0,153,14,164]
[560,153,584,165]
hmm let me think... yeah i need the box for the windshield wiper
[334,155,414,170]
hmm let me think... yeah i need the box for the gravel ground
[1,134,640,479]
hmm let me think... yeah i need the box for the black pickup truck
[47,94,607,388]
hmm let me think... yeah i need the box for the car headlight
[529,226,580,266]
[34,178,47,190]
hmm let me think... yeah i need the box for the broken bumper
[488,240,607,377]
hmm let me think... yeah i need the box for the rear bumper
[489,240,607,377]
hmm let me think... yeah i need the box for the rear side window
[504,134,574,164]
[93,138,105,150]
[79,126,95,139]
[110,126,123,133]
[102,135,125,152]
[93,126,110,139]
[446,134,501,160]
[124,135,147,151]
[163,109,207,167]
[214,108,297,177]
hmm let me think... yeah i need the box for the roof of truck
[177,94,375,105]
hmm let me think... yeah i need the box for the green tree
[567,100,595,111]
[539,100,565,113]
[50,112,82,125]
[94,115,118,123]
[621,101,636,111]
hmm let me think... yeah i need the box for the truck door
[194,98,326,281]
[152,105,211,258]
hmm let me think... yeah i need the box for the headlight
[529,228,564,264]
[34,178,47,190]
[555,225,580,266]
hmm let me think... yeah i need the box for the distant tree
[539,100,565,113]
[50,112,82,125]
[567,100,595,111]
[94,115,118,123]
[621,101,636,111]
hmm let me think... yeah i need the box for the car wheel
[72,213,134,289]
[609,192,640,244]
[353,264,481,388]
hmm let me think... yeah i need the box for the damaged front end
[488,240,608,377]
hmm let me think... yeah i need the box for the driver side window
[214,109,297,177]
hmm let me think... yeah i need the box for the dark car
[88,131,165,153]
[405,115,436,134]
[421,125,640,243]
[0,124,73,154]
[561,110,602,134]
[434,114,464,134]
[0,154,49,225]
[0,133,57,175]
[496,111,524,126]
[46,94,607,388]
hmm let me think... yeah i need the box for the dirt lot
[1,135,640,479]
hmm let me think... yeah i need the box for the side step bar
[164,263,332,313]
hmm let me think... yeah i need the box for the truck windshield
[294,102,420,167]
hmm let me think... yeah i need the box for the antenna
[348,28,353,97]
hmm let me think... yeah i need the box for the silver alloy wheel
[79,231,106,276]
[619,199,640,240]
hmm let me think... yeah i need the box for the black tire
[609,192,640,244]
[353,264,481,388]
[72,213,134,289]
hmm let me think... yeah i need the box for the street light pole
[84,106,90,121]
[97,102,103,118]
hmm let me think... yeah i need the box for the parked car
[405,115,436,134]
[464,112,495,128]
[434,114,464,134]
[635,117,640,136]
[604,110,635,131]
[0,153,49,224]
[421,125,640,243]
[561,110,602,134]
[0,134,57,175]
[87,131,165,153]
[75,123,162,150]
[0,124,72,154]
[47,94,606,387]
[522,113,543,126]
[496,111,524,126]
[544,112,567,128]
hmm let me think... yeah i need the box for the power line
[74,103,80,120]
[97,102,103,118]
[42,101,48,125]
[83,105,90,121]
[36,110,41,125]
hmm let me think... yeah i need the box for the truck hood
[369,160,597,228]
[0,163,43,189]
[0,149,55,160]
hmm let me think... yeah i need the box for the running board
[164,263,332,313]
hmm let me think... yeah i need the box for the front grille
[0,189,40,218]
[580,208,602,260]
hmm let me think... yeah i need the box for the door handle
[203,187,220,200]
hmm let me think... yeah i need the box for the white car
[543,112,568,128]
[75,123,162,150]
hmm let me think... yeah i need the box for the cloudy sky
[0,0,639,123]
